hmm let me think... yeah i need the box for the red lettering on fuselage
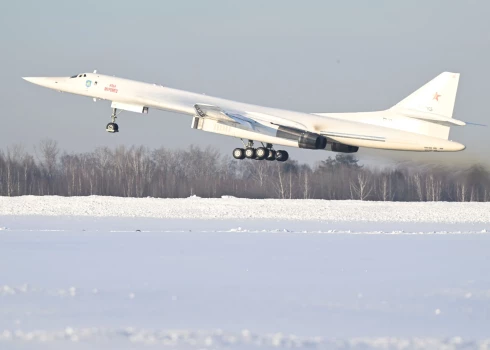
[104,83,118,93]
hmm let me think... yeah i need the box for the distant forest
[0,139,489,201]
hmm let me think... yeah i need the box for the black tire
[245,148,256,159]
[266,150,276,161]
[106,122,119,133]
[276,150,289,162]
[255,147,268,160]
[232,148,245,160]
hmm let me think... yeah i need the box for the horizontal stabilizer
[396,108,466,126]
[464,121,487,127]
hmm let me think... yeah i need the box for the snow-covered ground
[1,195,490,223]
[1,197,490,349]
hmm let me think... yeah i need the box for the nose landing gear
[106,108,119,133]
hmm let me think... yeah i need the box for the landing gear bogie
[231,142,288,162]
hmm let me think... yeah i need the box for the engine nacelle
[299,132,328,149]
[276,126,327,150]
[328,142,359,153]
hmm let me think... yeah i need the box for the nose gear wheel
[106,108,120,133]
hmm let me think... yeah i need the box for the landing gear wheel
[233,148,245,160]
[255,147,269,160]
[106,122,119,133]
[275,150,289,162]
[266,150,276,161]
[245,148,256,159]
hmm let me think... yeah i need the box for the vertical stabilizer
[392,72,460,118]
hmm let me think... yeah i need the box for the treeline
[0,140,489,201]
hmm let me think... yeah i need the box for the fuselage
[23,73,465,152]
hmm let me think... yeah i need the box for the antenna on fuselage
[93,69,97,74]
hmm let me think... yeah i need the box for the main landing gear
[106,108,119,133]
[232,141,289,162]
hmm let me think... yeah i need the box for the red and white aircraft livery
[23,71,466,162]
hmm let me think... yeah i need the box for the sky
[0,0,489,167]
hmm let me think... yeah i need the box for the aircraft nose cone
[448,141,466,151]
[23,77,41,84]
[456,143,466,151]
[22,77,61,88]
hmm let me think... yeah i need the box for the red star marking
[433,92,441,101]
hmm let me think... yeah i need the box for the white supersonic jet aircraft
[23,71,466,162]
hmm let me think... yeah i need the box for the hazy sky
[1,0,489,167]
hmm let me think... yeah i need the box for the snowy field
[2,195,490,223]
[1,197,490,349]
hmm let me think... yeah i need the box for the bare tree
[36,139,59,195]
[350,172,373,200]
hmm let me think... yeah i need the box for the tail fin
[393,72,460,118]
[391,72,461,140]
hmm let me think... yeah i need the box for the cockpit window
[69,73,87,78]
